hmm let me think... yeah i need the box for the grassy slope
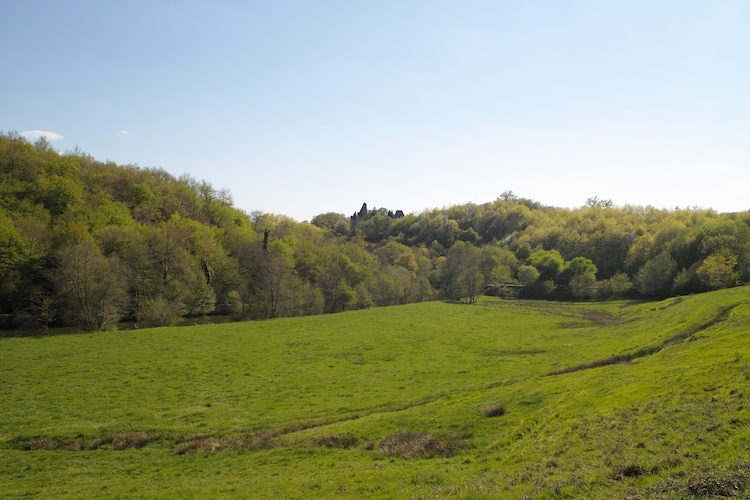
[1,288,749,498]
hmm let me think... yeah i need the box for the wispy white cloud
[21,130,63,140]
[117,130,132,135]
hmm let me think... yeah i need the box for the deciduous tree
[56,241,127,330]
[636,251,677,296]
[697,248,738,290]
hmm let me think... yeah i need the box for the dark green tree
[636,251,677,296]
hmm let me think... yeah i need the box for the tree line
[1,132,748,331]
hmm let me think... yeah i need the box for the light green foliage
[600,272,633,298]
[378,241,417,273]
[311,212,350,235]
[35,174,83,216]
[528,249,565,283]
[480,245,517,285]
[454,267,484,304]
[559,256,599,299]
[559,256,598,285]
[517,264,540,287]
[457,226,481,244]
[1,288,749,498]
[443,241,483,302]
[186,281,217,316]
[253,239,297,318]
[357,213,394,243]
[137,295,182,327]
[698,248,739,290]
[3,130,750,331]
[82,195,134,232]
[314,243,379,313]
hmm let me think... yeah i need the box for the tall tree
[56,241,127,331]
[697,248,738,290]
[443,241,483,302]
[636,251,677,296]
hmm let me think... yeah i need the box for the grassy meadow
[1,288,750,498]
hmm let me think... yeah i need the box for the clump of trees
[350,191,749,303]
[0,133,436,331]
[1,132,748,332]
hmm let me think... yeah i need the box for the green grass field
[2,288,749,498]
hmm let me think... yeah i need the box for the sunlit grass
[1,287,749,498]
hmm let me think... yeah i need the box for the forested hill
[1,131,749,332]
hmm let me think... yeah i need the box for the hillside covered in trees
[1,131,748,331]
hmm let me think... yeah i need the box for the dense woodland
[1,131,749,331]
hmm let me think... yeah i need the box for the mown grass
[1,288,749,498]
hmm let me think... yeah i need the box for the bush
[27,433,156,451]
[174,432,273,454]
[316,434,358,449]
[137,296,184,327]
[379,430,454,458]
[686,462,750,497]
[617,464,646,478]
[111,432,153,450]
[481,403,507,417]
[28,437,63,451]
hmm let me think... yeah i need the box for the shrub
[111,432,153,450]
[316,434,358,449]
[378,430,453,458]
[686,462,750,497]
[29,437,63,451]
[174,432,274,454]
[137,296,184,327]
[621,464,645,478]
[174,437,222,454]
[27,434,153,451]
[67,437,104,451]
[481,403,507,417]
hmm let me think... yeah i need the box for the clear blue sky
[2,1,749,220]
